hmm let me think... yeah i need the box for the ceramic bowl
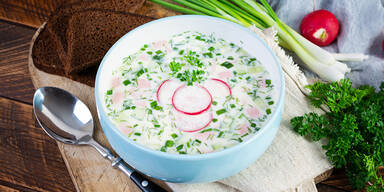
[95,15,285,183]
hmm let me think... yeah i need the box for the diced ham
[218,70,233,79]
[137,78,151,89]
[111,77,121,88]
[257,79,266,88]
[133,100,147,108]
[116,123,133,135]
[112,90,124,106]
[138,54,150,62]
[238,123,249,134]
[246,107,261,119]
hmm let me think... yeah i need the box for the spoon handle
[89,139,167,192]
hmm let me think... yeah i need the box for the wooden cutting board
[28,1,332,192]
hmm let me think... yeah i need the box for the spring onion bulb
[150,0,368,82]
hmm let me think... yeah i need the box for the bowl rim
[95,15,285,160]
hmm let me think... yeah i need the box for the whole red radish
[300,9,339,46]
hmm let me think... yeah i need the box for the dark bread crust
[67,9,154,73]
[32,26,66,76]
[32,1,154,87]
[46,0,145,54]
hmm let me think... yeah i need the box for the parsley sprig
[291,79,384,191]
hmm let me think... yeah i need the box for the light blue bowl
[95,15,285,183]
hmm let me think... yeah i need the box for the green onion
[171,133,178,138]
[216,109,227,115]
[165,140,175,147]
[149,0,369,82]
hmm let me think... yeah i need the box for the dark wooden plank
[0,97,76,192]
[0,0,64,28]
[320,168,353,191]
[0,20,36,104]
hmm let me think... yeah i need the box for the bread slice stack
[32,0,153,86]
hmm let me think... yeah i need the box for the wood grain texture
[0,0,352,191]
[28,22,171,192]
[0,0,63,28]
[0,97,76,192]
[0,20,35,104]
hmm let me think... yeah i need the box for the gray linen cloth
[271,0,384,88]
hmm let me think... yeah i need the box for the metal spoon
[33,87,167,192]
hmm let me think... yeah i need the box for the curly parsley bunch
[291,79,384,191]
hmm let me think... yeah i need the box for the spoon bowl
[33,86,167,192]
[33,87,93,144]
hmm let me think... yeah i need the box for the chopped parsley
[106,89,113,95]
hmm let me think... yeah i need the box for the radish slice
[174,110,213,132]
[156,80,181,105]
[172,85,212,115]
[203,78,232,98]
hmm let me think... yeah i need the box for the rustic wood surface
[0,1,353,191]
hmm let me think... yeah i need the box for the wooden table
[0,1,353,192]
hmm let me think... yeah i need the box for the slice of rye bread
[46,0,145,57]
[32,25,95,85]
[32,26,66,76]
[66,9,154,73]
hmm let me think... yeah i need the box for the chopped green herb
[171,133,178,139]
[201,128,212,133]
[220,61,234,69]
[179,50,184,55]
[251,123,256,128]
[154,124,160,128]
[203,52,213,58]
[230,104,236,108]
[178,151,187,154]
[155,50,163,54]
[218,131,224,138]
[208,47,215,51]
[165,140,174,147]
[266,79,271,85]
[106,89,113,95]
[150,101,162,110]
[212,118,218,123]
[146,51,153,55]
[169,61,182,74]
[134,132,141,136]
[266,108,271,114]
[212,101,218,105]
[194,139,201,144]
[227,56,234,60]
[160,146,166,152]
[123,79,131,85]
[268,101,274,105]
[136,69,145,77]
[216,109,227,115]
[176,144,184,151]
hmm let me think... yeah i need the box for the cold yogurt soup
[104,31,275,154]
